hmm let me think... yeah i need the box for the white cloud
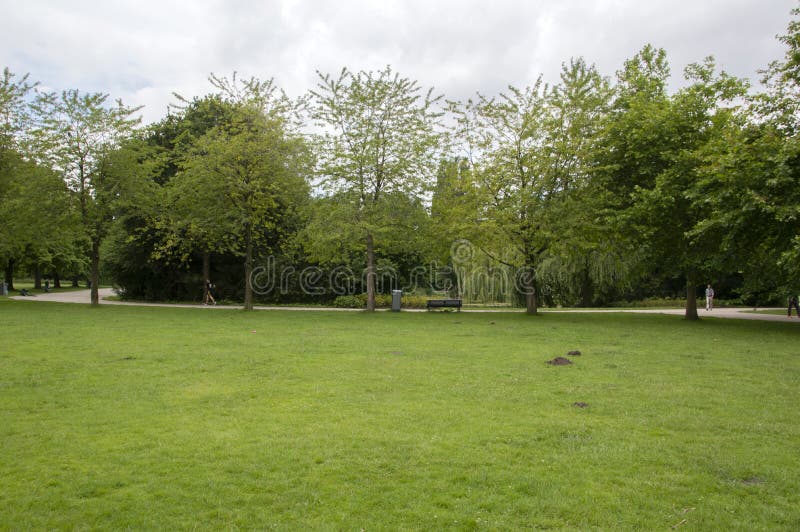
[1,0,796,124]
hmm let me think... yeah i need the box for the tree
[102,93,237,302]
[609,52,748,319]
[311,66,443,311]
[691,6,800,303]
[753,6,800,288]
[535,58,626,307]
[174,75,310,310]
[0,67,36,289]
[450,59,612,314]
[0,67,34,152]
[31,90,142,305]
[449,81,550,314]
[302,188,436,301]
[155,94,241,297]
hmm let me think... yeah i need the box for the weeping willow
[536,244,643,306]
[452,243,642,307]
[454,250,517,305]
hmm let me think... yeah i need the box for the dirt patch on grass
[572,402,589,408]
[547,357,573,366]
[567,350,582,356]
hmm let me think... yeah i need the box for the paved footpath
[10,288,800,323]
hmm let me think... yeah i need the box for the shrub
[400,295,429,309]
[331,293,432,309]
[332,294,366,308]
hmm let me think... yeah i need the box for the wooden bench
[426,299,462,311]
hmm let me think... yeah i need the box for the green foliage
[697,7,800,295]
[153,75,312,309]
[0,67,35,155]
[601,50,750,319]
[448,59,616,312]
[331,294,364,308]
[311,66,442,200]
[5,5,800,307]
[0,69,41,281]
[26,87,143,304]
[332,293,430,309]
[310,66,443,310]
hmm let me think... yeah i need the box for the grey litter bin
[391,289,402,312]
[1,282,7,296]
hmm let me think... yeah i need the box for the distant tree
[310,66,443,311]
[174,74,310,310]
[154,94,241,295]
[535,58,625,307]
[7,157,82,285]
[598,45,672,203]
[30,89,142,305]
[754,6,800,288]
[606,50,748,319]
[0,67,36,289]
[692,6,800,303]
[449,81,552,314]
[429,157,479,256]
[101,93,238,302]
[449,59,612,314]
[0,67,34,151]
[302,189,434,299]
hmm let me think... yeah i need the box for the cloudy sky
[1,0,796,123]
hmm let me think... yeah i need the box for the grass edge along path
[1,300,799,529]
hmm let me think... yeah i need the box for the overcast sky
[1,0,796,123]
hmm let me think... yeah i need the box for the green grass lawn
[1,299,799,529]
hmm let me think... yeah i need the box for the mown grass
[1,299,799,529]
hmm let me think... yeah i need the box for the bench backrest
[427,299,462,307]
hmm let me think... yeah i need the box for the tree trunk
[580,268,594,307]
[685,273,699,321]
[202,251,211,302]
[366,232,376,311]
[244,229,254,311]
[525,288,538,315]
[90,238,100,306]
[4,259,14,291]
[53,271,61,288]
[34,264,42,289]
[523,266,538,315]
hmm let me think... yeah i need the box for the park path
[10,288,799,323]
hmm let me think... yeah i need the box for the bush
[608,297,740,309]
[400,295,429,309]
[332,294,367,308]
[331,293,432,309]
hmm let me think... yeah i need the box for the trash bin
[391,289,402,312]
[1,282,6,296]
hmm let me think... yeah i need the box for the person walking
[705,284,715,311]
[788,293,799,318]
[204,279,217,306]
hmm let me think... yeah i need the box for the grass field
[1,299,799,529]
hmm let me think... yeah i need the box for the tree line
[2,8,800,318]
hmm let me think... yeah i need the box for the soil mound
[547,356,573,366]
